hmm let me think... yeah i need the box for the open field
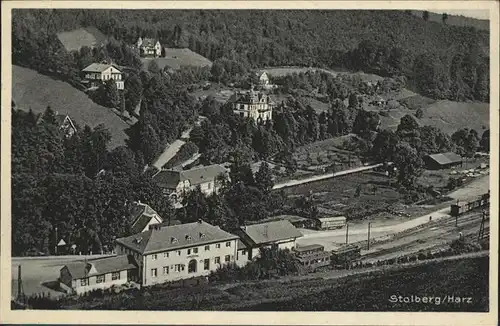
[420,100,490,135]
[376,99,489,134]
[410,10,489,31]
[57,27,108,52]
[12,65,129,148]
[142,48,212,71]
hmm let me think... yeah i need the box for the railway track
[360,212,487,262]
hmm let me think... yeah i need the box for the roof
[116,220,239,255]
[129,202,163,234]
[294,244,324,252]
[228,90,274,106]
[315,216,347,223]
[153,164,228,189]
[237,239,248,251]
[426,152,462,165]
[259,215,310,224]
[62,255,137,280]
[82,63,121,73]
[240,220,303,245]
[140,38,159,48]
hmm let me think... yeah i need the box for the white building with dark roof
[59,255,138,294]
[128,201,163,234]
[115,220,239,286]
[81,63,124,90]
[227,89,274,123]
[152,164,229,203]
[136,37,162,57]
[237,220,303,260]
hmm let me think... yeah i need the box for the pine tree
[255,161,274,193]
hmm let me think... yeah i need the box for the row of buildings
[59,218,304,294]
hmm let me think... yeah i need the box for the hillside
[142,48,212,71]
[412,10,489,31]
[57,27,107,52]
[12,65,129,148]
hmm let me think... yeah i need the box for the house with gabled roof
[115,220,239,286]
[423,152,463,170]
[227,89,274,123]
[236,220,303,260]
[128,201,163,235]
[136,37,162,57]
[152,164,229,203]
[81,63,124,90]
[59,255,138,294]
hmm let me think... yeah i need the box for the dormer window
[171,237,178,244]
[199,232,206,239]
[185,235,192,241]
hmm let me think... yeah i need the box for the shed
[424,152,463,170]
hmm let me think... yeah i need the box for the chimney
[198,219,202,224]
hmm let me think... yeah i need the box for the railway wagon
[293,244,331,274]
[450,192,490,217]
[330,244,361,268]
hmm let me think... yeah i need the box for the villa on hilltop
[81,63,124,90]
[135,37,162,58]
[227,89,274,123]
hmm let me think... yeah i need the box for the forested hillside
[12,9,489,102]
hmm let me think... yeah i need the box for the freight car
[330,244,361,268]
[450,192,490,217]
[293,244,331,274]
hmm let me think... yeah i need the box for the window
[215,257,220,264]
[226,242,231,247]
[216,244,221,249]
[204,259,210,270]
[208,182,212,189]
[177,250,181,256]
[163,266,169,275]
[152,254,157,261]
[187,249,191,255]
[151,268,157,277]
[193,248,198,254]
[164,252,169,258]
[242,250,247,255]
[174,264,184,272]
[96,275,105,283]
[225,255,231,262]
[205,245,210,251]
[80,278,89,286]
[111,272,120,280]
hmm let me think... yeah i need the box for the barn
[423,152,463,170]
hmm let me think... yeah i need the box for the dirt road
[273,163,385,190]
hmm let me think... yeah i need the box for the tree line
[12,9,489,102]
[11,108,175,256]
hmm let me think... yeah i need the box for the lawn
[141,48,212,71]
[57,27,108,52]
[12,65,129,149]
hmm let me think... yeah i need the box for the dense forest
[12,9,489,102]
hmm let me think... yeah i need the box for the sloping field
[57,27,107,52]
[142,48,212,71]
[377,100,489,135]
[420,100,490,135]
[12,65,128,148]
[262,66,384,83]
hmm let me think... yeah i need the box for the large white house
[115,220,240,286]
[228,89,274,123]
[81,63,124,90]
[136,37,162,57]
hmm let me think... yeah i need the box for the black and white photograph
[1,1,498,325]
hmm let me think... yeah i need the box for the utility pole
[345,223,349,244]
[17,265,24,303]
[478,210,487,242]
[55,227,58,255]
[367,222,371,250]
